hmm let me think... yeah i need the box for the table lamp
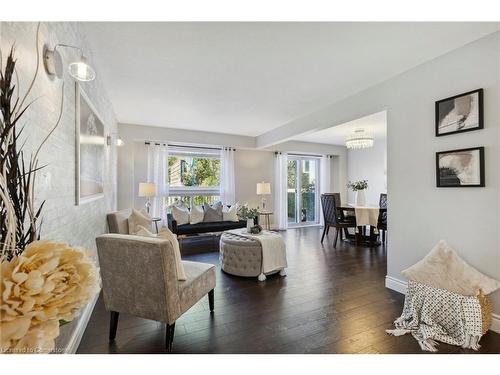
[138,182,157,214]
[256,182,271,210]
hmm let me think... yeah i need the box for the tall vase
[246,218,254,232]
[355,189,366,206]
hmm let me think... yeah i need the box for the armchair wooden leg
[321,226,327,243]
[208,289,215,313]
[333,228,339,248]
[166,323,175,353]
[109,311,119,341]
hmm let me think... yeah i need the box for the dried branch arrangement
[0,24,64,260]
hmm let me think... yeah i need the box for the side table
[152,217,162,233]
[258,211,273,231]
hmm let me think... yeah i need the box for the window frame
[167,146,221,199]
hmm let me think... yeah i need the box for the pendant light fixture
[345,128,374,150]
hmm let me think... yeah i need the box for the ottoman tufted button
[220,233,265,278]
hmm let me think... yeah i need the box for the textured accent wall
[0,22,118,351]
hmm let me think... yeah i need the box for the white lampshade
[138,183,157,198]
[256,182,271,195]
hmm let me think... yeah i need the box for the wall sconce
[106,135,125,147]
[44,44,96,82]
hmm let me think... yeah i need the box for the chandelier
[345,128,374,150]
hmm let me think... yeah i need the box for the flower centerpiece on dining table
[347,180,368,206]
[0,38,100,354]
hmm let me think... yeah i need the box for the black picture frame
[435,88,483,137]
[436,146,485,188]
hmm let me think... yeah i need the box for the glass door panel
[287,157,319,226]
[300,159,317,223]
[287,160,297,224]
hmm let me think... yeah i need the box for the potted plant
[347,180,368,206]
[238,205,259,233]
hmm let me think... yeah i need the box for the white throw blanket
[226,228,287,274]
[386,280,485,352]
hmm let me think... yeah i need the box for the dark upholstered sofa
[167,213,249,235]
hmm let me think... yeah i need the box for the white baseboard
[385,275,407,294]
[64,293,99,354]
[491,314,500,334]
[385,275,500,334]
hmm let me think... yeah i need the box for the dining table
[339,204,387,247]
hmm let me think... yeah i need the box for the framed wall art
[75,84,105,205]
[436,147,484,187]
[435,88,483,137]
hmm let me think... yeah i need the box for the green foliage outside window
[168,156,220,187]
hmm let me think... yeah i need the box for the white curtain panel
[274,152,288,230]
[220,147,236,205]
[146,143,169,223]
[319,155,332,226]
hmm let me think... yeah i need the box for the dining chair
[378,193,388,244]
[333,193,356,237]
[321,193,357,247]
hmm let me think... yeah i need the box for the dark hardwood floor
[78,227,500,354]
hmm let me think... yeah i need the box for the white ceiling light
[345,128,374,150]
[44,44,96,82]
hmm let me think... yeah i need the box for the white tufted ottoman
[220,231,284,280]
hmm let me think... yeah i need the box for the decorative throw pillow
[134,225,156,237]
[128,208,152,234]
[134,225,186,281]
[402,240,500,296]
[190,205,204,224]
[158,227,187,281]
[171,205,190,225]
[203,202,223,222]
[223,203,239,222]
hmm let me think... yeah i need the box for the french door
[287,156,320,226]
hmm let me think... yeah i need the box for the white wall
[0,22,118,350]
[347,138,387,205]
[254,32,500,320]
[234,149,275,213]
[386,34,500,316]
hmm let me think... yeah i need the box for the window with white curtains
[146,142,237,209]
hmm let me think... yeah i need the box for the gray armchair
[96,210,216,352]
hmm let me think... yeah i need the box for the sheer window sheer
[220,147,236,205]
[147,143,169,223]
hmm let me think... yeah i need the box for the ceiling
[295,111,386,146]
[83,22,500,137]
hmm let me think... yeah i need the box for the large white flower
[1,241,100,353]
